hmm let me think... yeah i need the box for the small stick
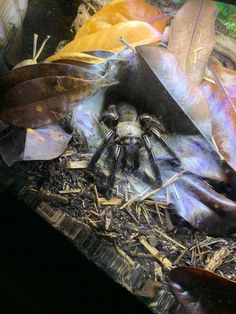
[67,160,89,169]
[155,202,164,225]
[40,191,69,205]
[59,188,81,194]
[205,247,231,272]
[115,243,135,266]
[139,237,172,270]
[154,228,186,250]
[173,248,189,265]
[93,185,100,207]
[98,197,122,206]
[140,169,186,201]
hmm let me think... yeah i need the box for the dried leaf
[48,0,169,61]
[23,124,72,161]
[0,62,102,90]
[76,0,168,37]
[168,267,236,314]
[50,21,162,55]
[0,76,97,128]
[169,173,236,235]
[0,123,72,165]
[168,0,217,84]
[200,65,236,171]
[136,45,212,140]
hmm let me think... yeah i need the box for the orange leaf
[50,21,162,57]
[48,0,169,62]
[76,0,169,37]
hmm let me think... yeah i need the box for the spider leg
[89,130,116,169]
[133,142,141,170]
[149,127,181,166]
[106,144,122,199]
[142,134,162,187]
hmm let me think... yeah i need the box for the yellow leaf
[77,0,169,37]
[49,21,161,61]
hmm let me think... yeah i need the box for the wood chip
[205,247,231,272]
[115,243,135,266]
[98,197,122,206]
[67,160,89,169]
[40,191,69,205]
[59,188,81,194]
[139,237,172,270]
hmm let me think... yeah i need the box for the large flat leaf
[168,0,217,84]
[0,62,102,90]
[136,45,212,140]
[168,173,236,235]
[168,267,236,314]
[48,0,169,61]
[76,0,169,37]
[0,76,97,128]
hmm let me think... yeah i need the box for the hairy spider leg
[149,127,181,166]
[142,134,162,187]
[89,130,116,169]
[106,144,122,199]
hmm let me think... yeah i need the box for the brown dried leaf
[136,45,212,140]
[168,267,236,314]
[0,62,102,90]
[168,0,217,84]
[0,76,96,128]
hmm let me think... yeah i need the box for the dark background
[0,187,151,314]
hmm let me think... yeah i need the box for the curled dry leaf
[168,267,236,314]
[48,0,169,62]
[169,173,236,235]
[168,0,217,85]
[136,45,212,140]
[0,76,99,128]
[200,65,236,172]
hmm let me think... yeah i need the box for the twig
[154,228,186,250]
[205,247,231,272]
[140,170,186,201]
[139,237,172,270]
[40,191,69,205]
[59,188,81,194]
[173,248,189,265]
[115,243,135,266]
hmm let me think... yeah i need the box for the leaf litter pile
[1,0,236,313]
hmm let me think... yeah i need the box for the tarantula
[89,103,181,198]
